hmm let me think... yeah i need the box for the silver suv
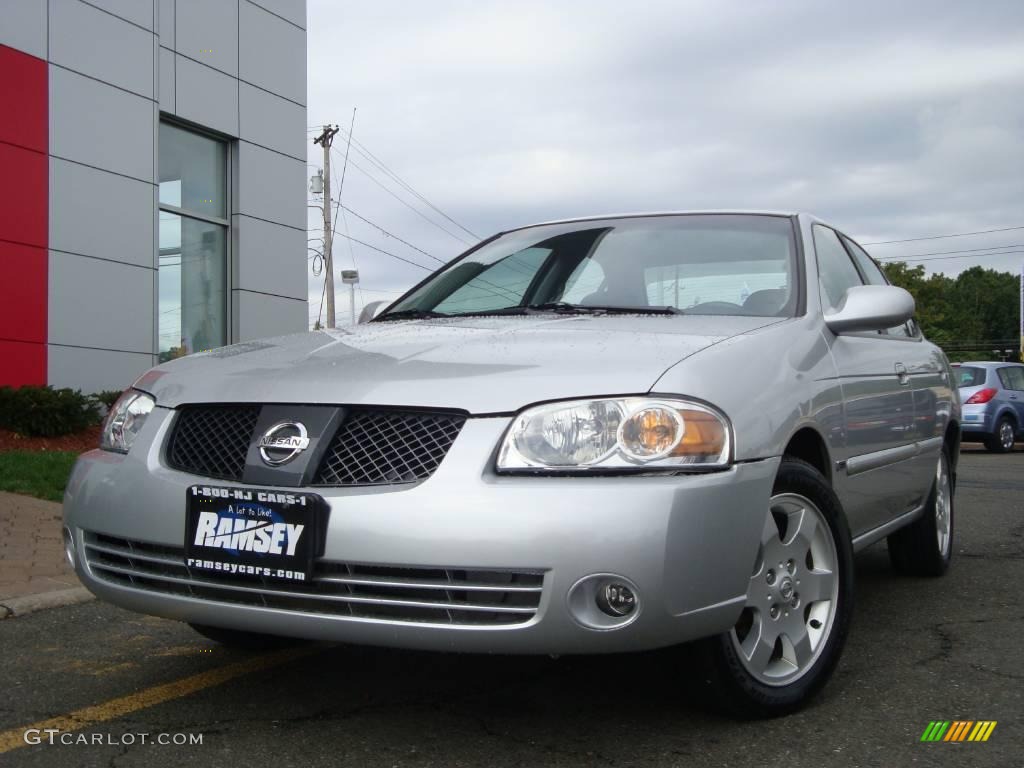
[64,212,959,716]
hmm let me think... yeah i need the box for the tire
[887,446,954,577]
[189,623,304,650]
[695,457,854,718]
[983,416,1015,453]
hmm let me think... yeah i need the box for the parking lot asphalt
[0,447,1020,768]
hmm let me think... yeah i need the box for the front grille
[83,533,543,626]
[314,410,466,486]
[167,405,260,482]
[165,405,465,486]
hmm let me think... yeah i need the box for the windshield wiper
[584,304,685,315]
[403,303,687,320]
[374,309,449,322]
[527,302,685,315]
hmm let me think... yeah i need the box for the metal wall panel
[174,54,239,136]
[50,157,155,268]
[239,0,305,105]
[158,46,174,111]
[49,0,155,98]
[48,250,155,354]
[232,214,306,301]
[48,344,154,392]
[233,289,306,341]
[247,0,305,29]
[157,0,174,48]
[239,81,304,160]
[175,0,237,77]
[49,65,155,182]
[0,0,48,59]
[80,0,155,31]
[233,141,304,229]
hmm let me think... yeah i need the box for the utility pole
[313,124,339,327]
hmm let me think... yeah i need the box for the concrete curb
[0,587,94,620]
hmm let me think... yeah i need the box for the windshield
[955,366,986,387]
[379,214,799,320]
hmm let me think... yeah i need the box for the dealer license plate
[184,485,323,582]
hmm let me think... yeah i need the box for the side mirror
[824,285,915,334]
[357,300,387,324]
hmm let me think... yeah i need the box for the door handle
[895,363,910,386]
[1011,394,1019,400]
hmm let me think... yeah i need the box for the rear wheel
[887,447,954,577]
[189,623,304,650]
[984,416,1015,453]
[696,458,854,718]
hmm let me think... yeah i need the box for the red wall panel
[0,142,47,248]
[0,241,47,343]
[0,340,47,387]
[0,45,47,153]
[0,44,47,386]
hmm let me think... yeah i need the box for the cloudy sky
[304,0,1024,325]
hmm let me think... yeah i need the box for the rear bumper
[63,409,779,654]
[960,405,994,438]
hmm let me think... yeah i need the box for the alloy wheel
[1000,420,1014,450]
[731,494,839,687]
[934,453,952,557]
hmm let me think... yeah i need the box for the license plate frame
[184,485,324,583]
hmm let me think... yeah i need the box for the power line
[335,232,434,271]
[863,225,1024,246]
[335,126,480,242]
[876,243,1024,261]
[334,148,475,246]
[879,249,1024,265]
[336,203,446,264]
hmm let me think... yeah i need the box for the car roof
[957,361,1023,367]
[506,209,803,232]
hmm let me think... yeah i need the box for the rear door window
[955,366,987,387]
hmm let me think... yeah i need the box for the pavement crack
[108,741,130,768]
[968,663,1023,681]
[913,623,954,667]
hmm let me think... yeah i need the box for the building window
[158,122,228,361]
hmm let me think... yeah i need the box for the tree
[881,262,1021,361]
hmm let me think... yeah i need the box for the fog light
[62,527,75,569]
[567,573,642,630]
[596,582,637,617]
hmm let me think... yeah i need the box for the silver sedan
[63,211,959,716]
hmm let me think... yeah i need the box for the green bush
[0,386,103,437]
[91,389,124,411]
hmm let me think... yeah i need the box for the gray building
[0,0,308,393]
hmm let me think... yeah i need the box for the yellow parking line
[0,645,318,754]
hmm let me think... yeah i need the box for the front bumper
[64,407,778,654]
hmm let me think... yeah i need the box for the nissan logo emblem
[257,421,310,466]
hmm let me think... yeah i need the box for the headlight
[100,390,155,453]
[497,397,731,472]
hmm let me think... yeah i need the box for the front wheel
[696,458,854,718]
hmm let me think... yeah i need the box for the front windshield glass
[380,214,799,319]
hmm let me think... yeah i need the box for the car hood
[140,315,786,413]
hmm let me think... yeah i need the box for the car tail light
[965,388,997,404]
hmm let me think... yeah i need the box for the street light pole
[341,269,359,326]
[313,125,339,327]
